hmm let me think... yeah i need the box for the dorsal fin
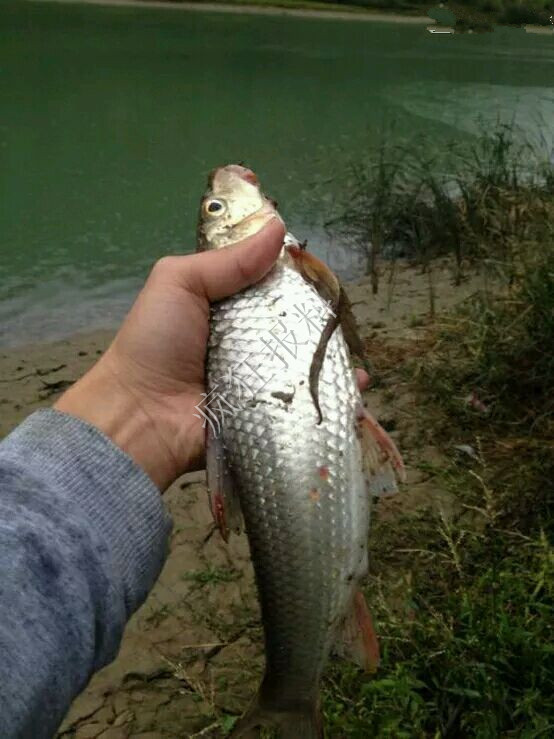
[286,245,373,421]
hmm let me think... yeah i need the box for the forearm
[0,410,172,739]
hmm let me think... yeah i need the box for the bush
[500,2,551,25]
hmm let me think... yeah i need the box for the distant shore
[29,0,434,25]
[29,0,554,32]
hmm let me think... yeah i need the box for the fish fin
[286,246,376,418]
[287,243,369,368]
[287,245,342,425]
[286,244,341,306]
[336,589,380,673]
[206,425,243,542]
[231,696,322,739]
[368,461,400,498]
[338,285,368,363]
[357,405,406,492]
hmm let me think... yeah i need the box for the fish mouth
[210,163,259,188]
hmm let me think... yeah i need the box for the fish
[196,164,405,738]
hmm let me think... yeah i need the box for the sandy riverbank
[1,258,484,737]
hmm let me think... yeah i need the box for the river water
[1,0,553,346]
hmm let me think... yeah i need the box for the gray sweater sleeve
[0,409,173,739]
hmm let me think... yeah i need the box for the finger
[356,368,370,392]
[175,217,285,302]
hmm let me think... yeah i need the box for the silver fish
[197,165,405,738]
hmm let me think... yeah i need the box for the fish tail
[231,694,322,738]
[278,705,322,739]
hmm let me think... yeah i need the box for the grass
[183,565,242,586]
[326,120,553,287]
[320,133,554,735]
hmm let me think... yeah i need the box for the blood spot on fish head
[318,466,330,481]
[309,488,320,503]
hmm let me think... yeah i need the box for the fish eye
[204,198,226,216]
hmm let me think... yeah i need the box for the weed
[327,121,553,292]
[183,565,242,586]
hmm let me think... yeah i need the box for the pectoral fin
[287,246,375,423]
[287,246,341,424]
[336,589,380,673]
[205,425,243,541]
[339,285,374,377]
[357,404,406,496]
[286,244,341,305]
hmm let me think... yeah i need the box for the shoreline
[29,0,434,25]
[26,0,553,32]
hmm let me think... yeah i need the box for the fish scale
[207,258,369,705]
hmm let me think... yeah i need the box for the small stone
[113,710,134,727]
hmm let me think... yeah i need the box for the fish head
[197,164,280,251]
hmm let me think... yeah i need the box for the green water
[1,1,553,346]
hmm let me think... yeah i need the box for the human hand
[55,218,370,491]
[55,218,284,488]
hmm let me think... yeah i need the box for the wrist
[54,359,179,490]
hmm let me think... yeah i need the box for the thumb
[179,217,285,302]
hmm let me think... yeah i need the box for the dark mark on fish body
[271,391,294,404]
